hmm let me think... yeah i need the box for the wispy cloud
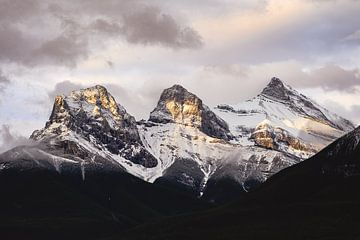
[0,125,32,153]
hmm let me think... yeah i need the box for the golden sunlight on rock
[92,105,101,117]
[166,101,182,120]
[165,100,202,126]
[54,95,65,108]
[253,130,274,149]
[252,123,310,152]
[81,86,123,122]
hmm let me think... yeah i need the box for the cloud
[0,24,37,64]
[343,29,360,42]
[196,0,360,64]
[89,7,203,49]
[90,19,122,36]
[0,0,40,22]
[172,62,360,107]
[2,0,360,137]
[106,60,114,68]
[230,61,360,93]
[0,0,203,68]
[303,65,360,92]
[322,100,360,126]
[121,6,203,49]
[48,80,85,100]
[0,70,10,93]
[0,124,32,153]
[30,18,89,67]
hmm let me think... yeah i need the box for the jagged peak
[81,84,108,91]
[158,84,198,102]
[260,77,293,101]
[150,84,201,123]
[31,83,157,168]
[64,85,127,118]
[167,84,188,91]
[70,85,112,100]
[38,84,139,137]
[149,84,233,141]
[268,77,284,87]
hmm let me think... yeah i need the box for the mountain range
[1,78,355,202]
[0,77,358,239]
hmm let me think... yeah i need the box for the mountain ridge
[0,78,355,203]
[214,77,354,159]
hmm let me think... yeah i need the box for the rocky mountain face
[0,79,355,203]
[149,84,233,141]
[138,83,306,200]
[23,85,158,179]
[31,85,156,167]
[215,77,354,159]
[261,77,353,131]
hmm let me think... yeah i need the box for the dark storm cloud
[121,6,202,49]
[0,125,32,153]
[0,0,203,68]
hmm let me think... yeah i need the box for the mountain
[117,125,360,240]
[0,79,354,204]
[139,83,301,200]
[0,79,358,239]
[149,84,233,141]
[138,79,354,201]
[30,85,157,169]
[214,77,354,159]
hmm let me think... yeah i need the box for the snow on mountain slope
[8,85,164,181]
[214,77,355,159]
[0,81,354,202]
[30,85,158,169]
[139,84,298,195]
[138,121,296,195]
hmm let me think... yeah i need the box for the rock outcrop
[31,85,157,168]
[149,85,233,141]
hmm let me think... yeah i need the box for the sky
[0,0,360,151]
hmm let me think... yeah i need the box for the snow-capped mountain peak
[214,77,355,159]
[67,84,127,123]
[31,85,157,168]
[260,77,291,101]
[149,84,233,141]
[260,77,354,132]
[1,81,356,203]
